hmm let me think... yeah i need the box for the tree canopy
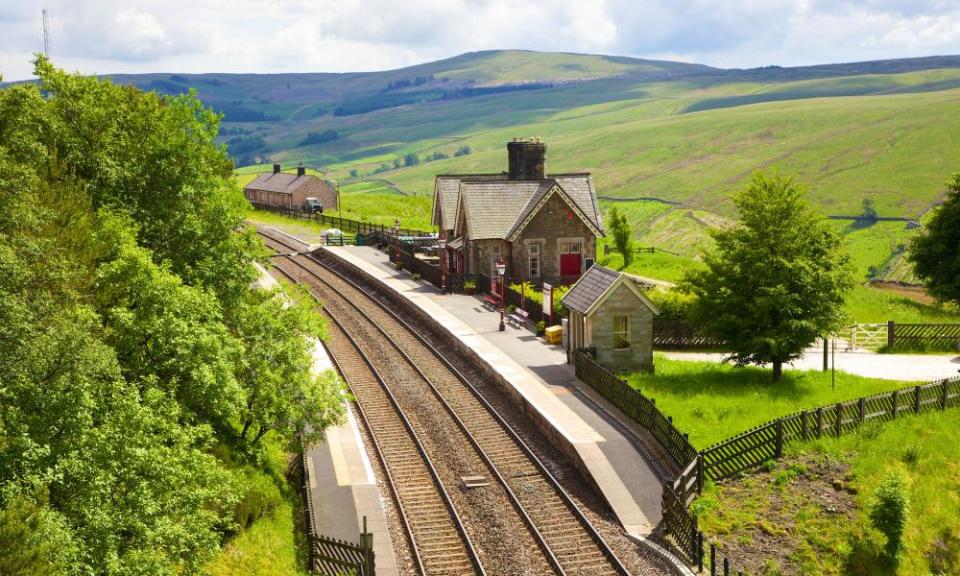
[909,173,960,305]
[607,207,634,267]
[0,57,344,575]
[685,173,854,381]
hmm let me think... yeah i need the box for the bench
[508,307,530,328]
[482,294,500,310]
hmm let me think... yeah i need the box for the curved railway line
[256,227,677,576]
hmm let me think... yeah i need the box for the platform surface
[259,263,399,576]
[325,246,676,537]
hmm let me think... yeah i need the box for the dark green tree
[909,173,960,304]
[685,173,854,382]
[860,196,878,223]
[608,207,634,267]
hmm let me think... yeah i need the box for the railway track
[256,227,633,576]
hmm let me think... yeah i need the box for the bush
[646,289,696,320]
[535,320,546,335]
[463,279,476,291]
[454,145,471,157]
[234,470,283,530]
[411,272,421,281]
[870,470,910,561]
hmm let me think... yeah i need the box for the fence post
[724,558,729,576]
[697,456,705,494]
[775,418,784,458]
[888,320,895,348]
[891,389,898,419]
[915,385,922,414]
[801,410,809,441]
[835,403,843,437]
[697,531,704,572]
[942,380,949,410]
[816,407,824,438]
[859,397,866,424]
[710,544,716,576]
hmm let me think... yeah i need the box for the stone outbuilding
[432,138,603,285]
[244,164,339,211]
[562,265,658,373]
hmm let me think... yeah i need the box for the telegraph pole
[42,9,50,58]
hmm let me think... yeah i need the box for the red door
[560,253,581,277]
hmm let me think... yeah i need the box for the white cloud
[1,0,959,80]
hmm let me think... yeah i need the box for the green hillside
[198,50,960,292]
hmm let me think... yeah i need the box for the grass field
[697,409,960,575]
[625,355,908,448]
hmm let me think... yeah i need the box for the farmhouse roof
[562,265,659,316]
[244,172,317,194]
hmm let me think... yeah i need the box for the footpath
[256,263,399,576]
[324,245,692,573]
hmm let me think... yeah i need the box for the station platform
[257,264,399,576]
[323,246,679,551]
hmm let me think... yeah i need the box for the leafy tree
[685,173,854,381]
[403,153,419,167]
[909,173,960,305]
[234,287,344,446]
[393,158,401,169]
[455,144,472,157]
[0,492,76,576]
[349,169,359,178]
[608,207,634,267]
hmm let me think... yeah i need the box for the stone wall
[511,193,597,282]
[589,282,654,372]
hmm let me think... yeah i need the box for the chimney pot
[273,163,281,174]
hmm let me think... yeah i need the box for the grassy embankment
[206,433,310,576]
[695,409,960,575]
[626,355,908,449]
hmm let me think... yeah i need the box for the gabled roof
[244,172,317,194]
[433,172,602,237]
[505,182,603,240]
[561,265,659,317]
[456,179,549,240]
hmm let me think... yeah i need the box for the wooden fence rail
[653,319,726,350]
[573,350,699,470]
[250,202,433,239]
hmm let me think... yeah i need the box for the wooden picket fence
[653,319,726,350]
[890,322,960,347]
[572,350,698,469]
[313,533,375,576]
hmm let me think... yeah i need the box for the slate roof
[561,265,621,314]
[244,172,316,194]
[436,172,603,241]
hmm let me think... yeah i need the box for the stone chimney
[297,165,306,177]
[272,163,281,174]
[507,138,546,180]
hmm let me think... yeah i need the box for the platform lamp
[496,257,506,332]
[438,235,446,293]
[393,218,401,263]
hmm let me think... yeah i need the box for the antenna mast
[42,8,50,58]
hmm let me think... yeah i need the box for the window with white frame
[528,244,541,278]
[613,315,630,349]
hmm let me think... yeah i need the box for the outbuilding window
[613,315,630,349]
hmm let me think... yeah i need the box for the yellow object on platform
[544,325,563,345]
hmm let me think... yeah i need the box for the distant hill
[54,50,960,279]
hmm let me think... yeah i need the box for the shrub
[535,320,546,335]
[463,279,476,290]
[411,272,421,281]
[646,289,696,320]
[234,470,282,530]
[870,470,910,561]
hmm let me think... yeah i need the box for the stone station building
[562,265,658,372]
[432,139,603,285]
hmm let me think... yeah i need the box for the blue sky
[2,0,960,80]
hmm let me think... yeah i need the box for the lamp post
[393,218,401,263]
[496,257,506,332]
[438,235,446,293]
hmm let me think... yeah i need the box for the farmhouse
[432,139,603,284]
[562,265,658,372]
[244,164,339,211]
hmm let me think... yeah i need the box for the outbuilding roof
[561,265,659,316]
[244,172,316,194]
